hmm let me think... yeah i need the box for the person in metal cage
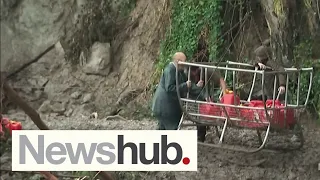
[251,39,286,101]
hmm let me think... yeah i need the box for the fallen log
[1,73,49,130]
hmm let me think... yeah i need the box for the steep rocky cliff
[1,1,320,180]
[1,0,170,118]
[1,0,319,118]
[0,0,83,74]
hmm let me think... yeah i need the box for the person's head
[172,52,187,71]
[254,45,272,64]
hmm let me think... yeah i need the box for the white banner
[11,130,197,171]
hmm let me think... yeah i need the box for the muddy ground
[1,112,319,180]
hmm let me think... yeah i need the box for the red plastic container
[239,107,267,128]
[265,100,295,128]
[199,103,221,121]
[0,117,10,138]
[248,100,266,121]
[220,93,240,105]
[238,100,295,128]
[1,117,22,138]
[5,120,22,135]
[220,92,241,118]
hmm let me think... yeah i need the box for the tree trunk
[306,0,320,35]
[260,0,297,66]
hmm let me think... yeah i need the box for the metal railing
[175,60,313,153]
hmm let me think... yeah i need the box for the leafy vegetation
[153,0,223,83]
[72,171,97,179]
[292,39,320,120]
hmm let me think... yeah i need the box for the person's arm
[188,82,208,100]
[219,78,227,94]
[253,47,261,67]
[211,70,228,94]
[253,46,270,68]
[266,60,286,87]
[164,65,188,93]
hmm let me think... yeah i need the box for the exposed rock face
[82,42,111,76]
[0,0,83,74]
[113,0,170,90]
[2,0,170,117]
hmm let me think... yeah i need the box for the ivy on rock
[153,0,223,83]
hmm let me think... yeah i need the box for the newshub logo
[11,130,197,171]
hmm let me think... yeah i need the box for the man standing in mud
[152,52,204,131]
[251,39,287,100]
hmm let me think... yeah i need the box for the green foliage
[292,39,320,120]
[293,39,313,65]
[72,171,96,178]
[116,172,143,180]
[153,0,223,83]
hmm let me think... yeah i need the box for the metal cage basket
[175,61,313,153]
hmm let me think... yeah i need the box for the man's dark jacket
[152,62,205,118]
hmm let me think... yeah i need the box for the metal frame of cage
[175,61,313,153]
